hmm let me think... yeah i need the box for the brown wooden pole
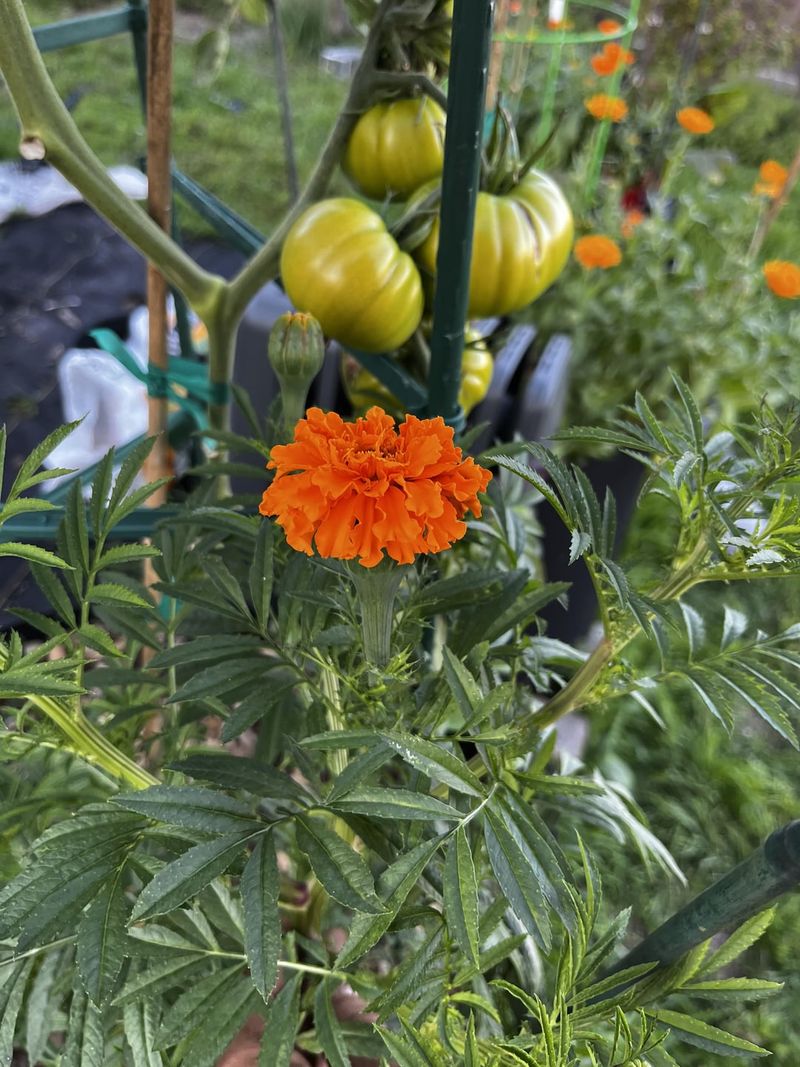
[141,0,174,694]
[144,0,174,500]
[485,0,509,114]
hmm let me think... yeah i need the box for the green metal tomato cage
[2,0,800,965]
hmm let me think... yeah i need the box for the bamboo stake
[144,0,174,500]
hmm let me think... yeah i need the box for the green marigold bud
[268,311,325,434]
[268,311,325,384]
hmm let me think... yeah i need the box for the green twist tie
[90,328,229,428]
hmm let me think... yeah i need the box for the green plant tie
[90,328,230,429]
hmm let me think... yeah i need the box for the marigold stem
[349,564,405,669]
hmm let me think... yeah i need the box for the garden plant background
[1,0,800,1065]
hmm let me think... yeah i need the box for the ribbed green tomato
[280,198,424,354]
[459,333,492,413]
[343,97,446,201]
[414,169,574,317]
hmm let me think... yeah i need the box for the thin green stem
[223,0,397,328]
[0,643,157,789]
[0,0,221,319]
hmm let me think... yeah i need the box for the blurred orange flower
[260,407,492,568]
[509,0,523,13]
[763,261,800,299]
[676,106,715,135]
[574,235,622,269]
[598,18,622,33]
[753,160,788,199]
[621,208,646,239]
[591,41,635,75]
[584,93,628,122]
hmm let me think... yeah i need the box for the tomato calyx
[346,0,453,78]
[482,102,562,197]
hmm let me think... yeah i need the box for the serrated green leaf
[130,832,253,921]
[376,1024,432,1067]
[80,622,125,658]
[62,982,105,1067]
[465,1013,479,1067]
[0,542,71,568]
[96,543,160,569]
[106,437,156,526]
[167,658,282,704]
[0,958,34,1065]
[336,837,441,969]
[295,815,383,914]
[155,964,241,1048]
[483,805,551,949]
[314,978,350,1067]
[168,753,308,802]
[176,979,262,1067]
[369,927,443,1021]
[8,420,81,499]
[326,745,394,803]
[442,645,481,718]
[328,787,461,822]
[90,449,115,538]
[113,953,209,1004]
[249,520,274,634]
[123,999,164,1067]
[24,949,62,1064]
[380,730,484,797]
[645,1008,770,1057]
[444,826,480,968]
[77,872,130,1006]
[259,972,301,1067]
[89,582,153,610]
[113,785,259,834]
[242,835,281,1001]
[148,634,266,670]
[700,907,776,975]
[30,560,76,626]
[681,977,782,1000]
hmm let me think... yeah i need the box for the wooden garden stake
[141,0,174,694]
[486,0,509,114]
[144,0,174,501]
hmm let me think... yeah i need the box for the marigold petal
[764,261,800,299]
[261,406,491,567]
[676,106,714,135]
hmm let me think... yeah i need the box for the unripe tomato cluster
[278,85,574,416]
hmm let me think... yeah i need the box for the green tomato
[280,198,424,354]
[343,97,446,201]
[415,169,574,317]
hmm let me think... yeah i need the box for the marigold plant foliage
[676,105,715,135]
[574,234,622,269]
[584,93,628,122]
[764,260,800,299]
[259,406,491,567]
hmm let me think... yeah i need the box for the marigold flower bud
[268,312,326,435]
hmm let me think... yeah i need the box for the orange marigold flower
[598,17,622,33]
[676,106,715,135]
[763,261,800,300]
[574,235,622,269]
[621,208,646,239]
[509,0,523,13]
[584,93,628,122]
[591,41,635,75]
[259,407,492,568]
[753,160,788,199]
